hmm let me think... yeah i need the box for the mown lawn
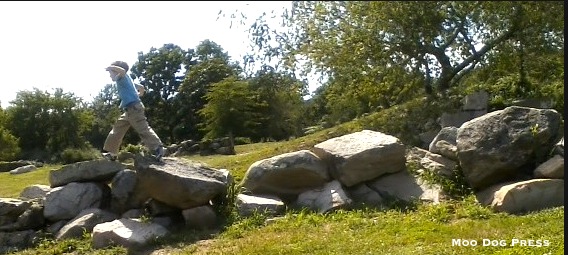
[0,165,53,198]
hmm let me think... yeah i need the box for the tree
[199,76,259,144]
[176,40,242,141]
[0,105,6,128]
[130,43,194,144]
[225,1,564,122]
[6,88,92,160]
[247,65,306,141]
[302,84,331,127]
[459,2,564,113]
[0,107,20,161]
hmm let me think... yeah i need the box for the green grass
[178,205,564,255]
[1,98,564,254]
[0,165,53,198]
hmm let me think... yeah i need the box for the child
[101,60,165,161]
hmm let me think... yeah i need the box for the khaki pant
[103,102,162,154]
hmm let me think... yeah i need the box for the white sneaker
[102,152,117,161]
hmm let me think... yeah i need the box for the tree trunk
[228,130,235,155]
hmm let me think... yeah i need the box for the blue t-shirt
[116,75,140,109]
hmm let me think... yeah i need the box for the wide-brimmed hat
[105,65,125,72]
[105,61,129,72]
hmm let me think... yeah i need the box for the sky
[0,1,293,108]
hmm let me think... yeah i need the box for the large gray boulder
[312,130,406,187]
[0,199,44,232]
[0,160,43,173]
[476,179,564,214]
[457,106,562,189]
[49,159,126,188]
[9,165,37,175]
[241,150,330,198]
[91,218,169,249]
[43,182,110,222]
[19,185,51,200]
[134,156,228,209]
[181,205,218,230]
[346,183,385,208]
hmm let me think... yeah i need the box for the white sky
[0,1,293,108]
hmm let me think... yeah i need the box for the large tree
[130,43,194,143]
[176,40,242,141]
[226,1,564,122]
[199,76,259,143]
[459,2,564,113]
[247,65,307,141]
[6,88,92,160]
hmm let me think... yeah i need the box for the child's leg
[127,103,163,151]
[103,113,131,154]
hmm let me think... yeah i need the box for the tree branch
[452,26,517,79]
[457,18,477,55]
[451,61,477,86]
[440,27,460,49]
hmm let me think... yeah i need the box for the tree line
[0,1,563,162]
[0,40,310,162]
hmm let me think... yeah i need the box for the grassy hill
[1,97,564,254]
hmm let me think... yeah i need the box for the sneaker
[153,146,165,160]
[102,152,117,161]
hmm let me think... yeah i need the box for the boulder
[134,156,228,209]
[476,179,564,214]
[241,150,330,198]
[313,130,406,187]
[457,106,562,189]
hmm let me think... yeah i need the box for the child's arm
[106,65,126,77]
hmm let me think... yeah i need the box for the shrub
[0,127,21,161]
[121,143,146,154]
[59,146,100,164]
[418,165,474,199]
[234,137,252,145]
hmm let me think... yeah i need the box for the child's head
[107,61,129,72]
[106,61,129,81]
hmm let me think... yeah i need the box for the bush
[121,143,146,154]
[0,127,20,161]
[234,137,252,145]
[59,146,100,164]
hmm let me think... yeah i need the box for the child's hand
[135,83,146,96]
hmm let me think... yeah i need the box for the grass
[1,98,564,254]
[0,165,54,198]
[179,206,564,255]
